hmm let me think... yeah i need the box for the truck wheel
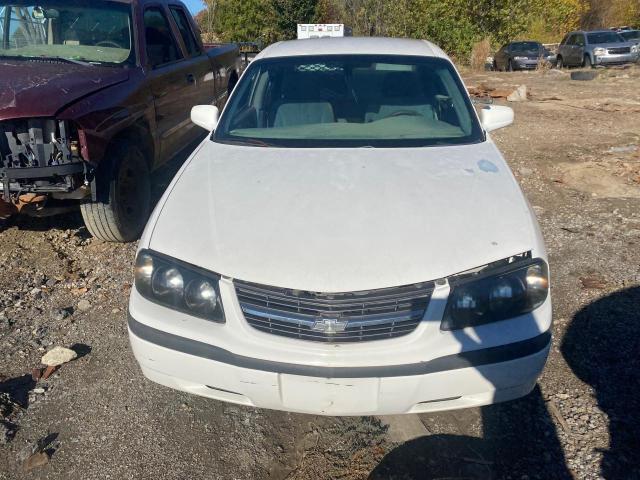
[80,141,151,242]
[556,56,564,69]
[583,55,593,68]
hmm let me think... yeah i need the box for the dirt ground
[1,66,639,480]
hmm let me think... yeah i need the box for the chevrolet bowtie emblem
[312,317,348,334]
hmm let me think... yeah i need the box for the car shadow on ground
[370,385,572,479]
[562,286,640,479]
[370,286,640,479]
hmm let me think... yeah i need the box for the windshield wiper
[32,56,95,67]
[219,138,276,147]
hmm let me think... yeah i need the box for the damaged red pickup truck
[0,0,239,241]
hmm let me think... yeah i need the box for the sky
[182,0,204,14]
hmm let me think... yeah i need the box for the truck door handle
[186,73,196,84]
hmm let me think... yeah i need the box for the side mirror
[191,105,219,132]
[480,105,514,132]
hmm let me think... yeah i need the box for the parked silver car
[556,30,639,68]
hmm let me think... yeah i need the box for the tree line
[195,0,640,60]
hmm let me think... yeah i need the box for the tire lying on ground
[80,139,151,242]
[571,70,598,81]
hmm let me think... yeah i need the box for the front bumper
[595,53,639,65]
[128,278,553,415]
[0,163,85,199]
[514,59,541,70]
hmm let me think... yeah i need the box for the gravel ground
[1,66,639,479]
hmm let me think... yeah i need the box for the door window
[144,7,182,67]
[169,6,199,57]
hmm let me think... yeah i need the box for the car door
[143,5,195,167]
[167,4,217,143]
[573,33,586,65]
[558,34,569,62]
[562,34,576,64]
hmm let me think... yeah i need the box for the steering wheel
[96,40,123,49]
[381,110,423,120]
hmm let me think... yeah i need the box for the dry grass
[470,38,491,71]
[536,56,553,74]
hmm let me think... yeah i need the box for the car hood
[148,141,539,292]
[517,50,543,58]
[0,61,129,120]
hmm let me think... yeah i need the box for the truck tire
[80,141,151,242]
[556,56,564,69]
[583,54,593,68]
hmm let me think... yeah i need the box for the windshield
[0,1,133,65]
[511,42,541,53]
[215,55,484,148]
[621,30,640,40]
[587,32,624,44]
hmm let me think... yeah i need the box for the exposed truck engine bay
[0,118,86,202]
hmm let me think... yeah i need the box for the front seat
[365,72,435,122]
[273,102,335,127]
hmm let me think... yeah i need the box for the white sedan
[128,37,551,416]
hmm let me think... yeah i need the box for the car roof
[507,41,542,47]
[255,37,449,61]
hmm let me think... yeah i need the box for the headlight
[135,250,225,323]
[632,45,639,53]
[441,259,549,330]
[593,48,607,56]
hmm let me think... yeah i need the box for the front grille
[235,280,434,343]
[607,47,631,54]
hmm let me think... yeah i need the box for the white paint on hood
[148,140,540,292]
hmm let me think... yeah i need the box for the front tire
[556,56,564,69]
[583,54,593,68]
[507,59,514,72]
[80,140,151,242]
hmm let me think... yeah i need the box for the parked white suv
[128,38,552,416]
